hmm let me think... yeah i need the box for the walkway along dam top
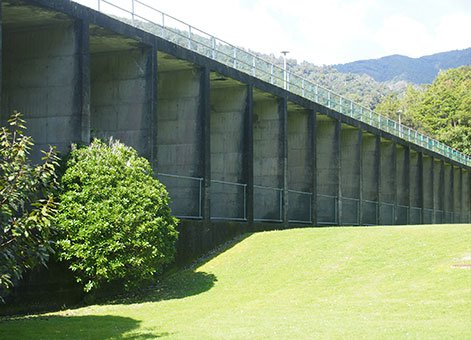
[73,0,471,167]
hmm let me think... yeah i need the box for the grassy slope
[1,224,470,339]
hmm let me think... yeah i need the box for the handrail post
[233,47,237,68]
[97,0,100,11]
[211,37,216,59]
[188,26,192,49]
[131,0,135,25]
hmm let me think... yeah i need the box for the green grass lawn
[1,224,470,339]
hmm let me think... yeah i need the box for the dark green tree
[0,112,58,300]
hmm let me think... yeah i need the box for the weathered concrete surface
[287,105,312,222]
[316,116,339,224]
[340,126,361,225]
[2,22,82,161]
[463,171,471,222]
[91,48,151,157]
[409,150,422,224]
[444,164,453,221]
[433,160,444,223]
[453,167,461,220]
[396,145,409,224]
[156,67,202,175]
[253,93,283,221]
[361,133,379,225]
[379,140,395,225]
[210,81,247,219]
[156,67,203,217]
[422,155,434,223]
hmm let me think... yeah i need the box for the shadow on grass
[111,233,253,305]
[0,314,169,339]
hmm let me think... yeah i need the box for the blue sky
[76,0,471,64]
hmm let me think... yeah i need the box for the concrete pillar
[433,160,445,223]
[310,110,317,225]
[396,145,409,225]
[156,66,203,218]
[280,97,288,227]
[201,67,211,222]
[379,140,396,225]
[91,47,152,157]
[409,150,421,223]
[443,163,453,223]
[2,19,85,161]
[422,155,434,224]
[464,170,471,223]
[253,92,283,223]
[287,104,312,224]
[361,133,380,225]
[149,45,158,168]
[76,20,91,144]
[209,78,247,220]
[316,116,340,225]
[453,167,461,223]
[340,125,361,225]
[244,85,254,224]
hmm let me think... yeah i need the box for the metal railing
[340,196,360,225]
[72,0,471,167]
[397,204,409,225]
[288,189,312,224]
[210,179,247,221]
[379,202,395,225]
[157,173,203,219]
[423,208,434,224]
[362,199,379,226]
[317,194,338,225]
[410,207,422,224]
[254,185,283,222]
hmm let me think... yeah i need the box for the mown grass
[1,224,470,339]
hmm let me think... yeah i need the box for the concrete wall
[463,171,471,223]
[253,96,282,221]
[422,155,434,223]
[210,84,247,219]
[156,67,203,217]
[287,108,312,223]
[409,150,422,224]
[433,160,444,223]
[316,116,339,224]
[396,145,409,224]
[379,140,395,224]
[156,68,202,175]
[91,48,151,157]
[340,126,361,225]
[453,167,461,220]
[2,22,83,161]
[443,164,453,221]
[361,133,379,225]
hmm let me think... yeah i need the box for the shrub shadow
[113,233,253,304]
[0,314,169,339]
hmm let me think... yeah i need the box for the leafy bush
[0,112,58,300]
[56,139,178,292]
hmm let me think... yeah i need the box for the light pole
[397,109,403,137]
[281,50,289,89]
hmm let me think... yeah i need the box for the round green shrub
[56,139,178,292]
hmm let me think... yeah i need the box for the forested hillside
[375,66,471,154]
[255,53,407,110]
[333,48,471,84]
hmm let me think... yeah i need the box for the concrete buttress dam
[1,0,470,260]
